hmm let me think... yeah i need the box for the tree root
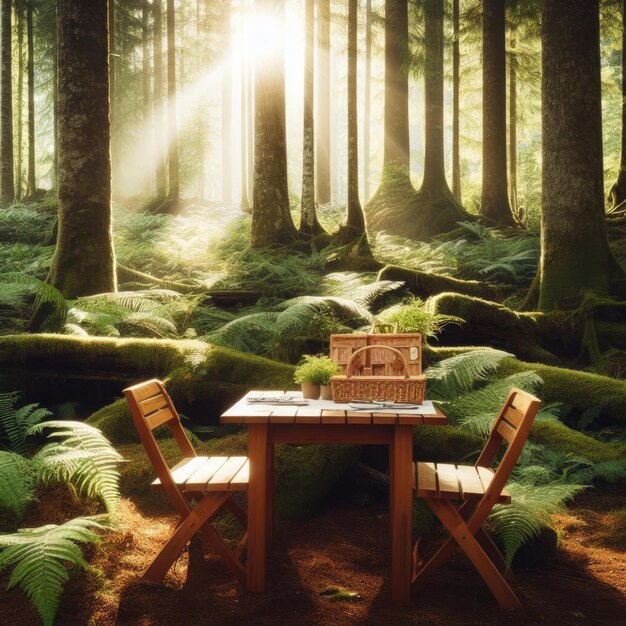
[377,265,512,302]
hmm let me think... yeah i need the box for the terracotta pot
[320,385,333,401]
[301,382,321,399]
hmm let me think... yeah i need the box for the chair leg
[428,499,521,610]
[225,496,248,529]
[198,521,247,585]
[143,492,228,583]
[412,535,457,587]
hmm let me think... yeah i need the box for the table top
[220,390,448,426]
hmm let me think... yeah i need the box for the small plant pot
[320,385,333,401]
[301,383,321,399]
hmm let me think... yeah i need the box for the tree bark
[16,5,24,200]
[480,0,514,226]
[221,5,232,205]
[300,0,324,234]
[251,0,298,247]
[346,0,366,236]
[540,0,619,310]
[142,0,152,195]
[246,49,254,205]
[166,0,179,202]
[108,0,115,125]
[452,0,461,202]
[52,19,59,189]
[608,0,626,211]
[48,0,116,298]
[0,0,14,203]
[26,0,36,197]
[152,0,166,199]
[363,0,372,203]
[315,0,331,205]
[508,0,518,216]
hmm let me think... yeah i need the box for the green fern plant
[0,516,107,626]
[30,421,124,515]
[0,392,51,455]
[488,482,584,565]
[0,452,38,522]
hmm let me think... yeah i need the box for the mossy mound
[498,357,626,426]
[413,425,482,462]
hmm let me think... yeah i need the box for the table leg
[247,424,268,592]
[390,424,413,605]
[266,442,275,544]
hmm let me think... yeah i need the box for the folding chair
[124,379,248,585]
[412,387,541,609]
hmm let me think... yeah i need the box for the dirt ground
[2,487,625,626]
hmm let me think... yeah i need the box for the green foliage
[489,483,583,566]
[375,296,461,337]
[294,355,341,386]
[425,348,513,400]
[0,452,38,523]
[0,272,67,331]
[30,421,124,515]
[0,392,51,455]
[0,516,106,626]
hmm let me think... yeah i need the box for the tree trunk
[315,0,331,205]
[26,1,36,197]
[300,0,324,235]
[452,0,461,202]
[221,6,232,205]
[0,0,14,203]
[540,0,620,310]
[166,0,179,202]
[109,0,115,125]
[52,21,58,189]
[251,0,298,247]
[152,0,166,199]
[48,0,116,298]
[508,0,518,216]
[142,0,152,195]
[363,0,372,203]
[240,5,249,210]
[480,0,514,226]
[246,50,254,205]
[16,6,23,200]
[608,0,626,211]
[346,0,366,237]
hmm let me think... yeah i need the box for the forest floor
[2,482,625,626]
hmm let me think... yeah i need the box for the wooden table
[220,391,448,605]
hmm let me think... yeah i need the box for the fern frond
[489,482,584,566]
[425,349,513,401]
[0,393,50,455]
[278,296,374,327]
[0,516,107,626]
[30,422,124,515]
[0,452,37,521]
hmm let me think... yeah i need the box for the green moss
[413,425,483,462]
[275,444,360,519]
[498,357,626,426]
[529,420,626,462]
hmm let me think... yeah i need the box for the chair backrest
[474,388,541,515]
[124,379,196,512]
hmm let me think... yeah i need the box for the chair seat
[151,456,249,493]
[414,462,511,504]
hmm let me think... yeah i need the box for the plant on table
[294,354,341,399]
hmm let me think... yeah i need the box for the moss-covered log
[0,334,295,422]
[498,357,626,427]
[378,265,511,302]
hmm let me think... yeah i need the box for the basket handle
[346,345,410,379]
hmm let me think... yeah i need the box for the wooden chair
[124,379,248,585]
[412,387,541,609]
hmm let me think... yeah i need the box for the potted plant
[294,355,340,400]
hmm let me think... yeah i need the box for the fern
[0,516,107,626]
[0,452,38,522]
[0,393,51,455]
[425,349,513,401]
[30,422,124,515]
[489,482,584,566]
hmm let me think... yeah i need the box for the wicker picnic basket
[330,345,426,403]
